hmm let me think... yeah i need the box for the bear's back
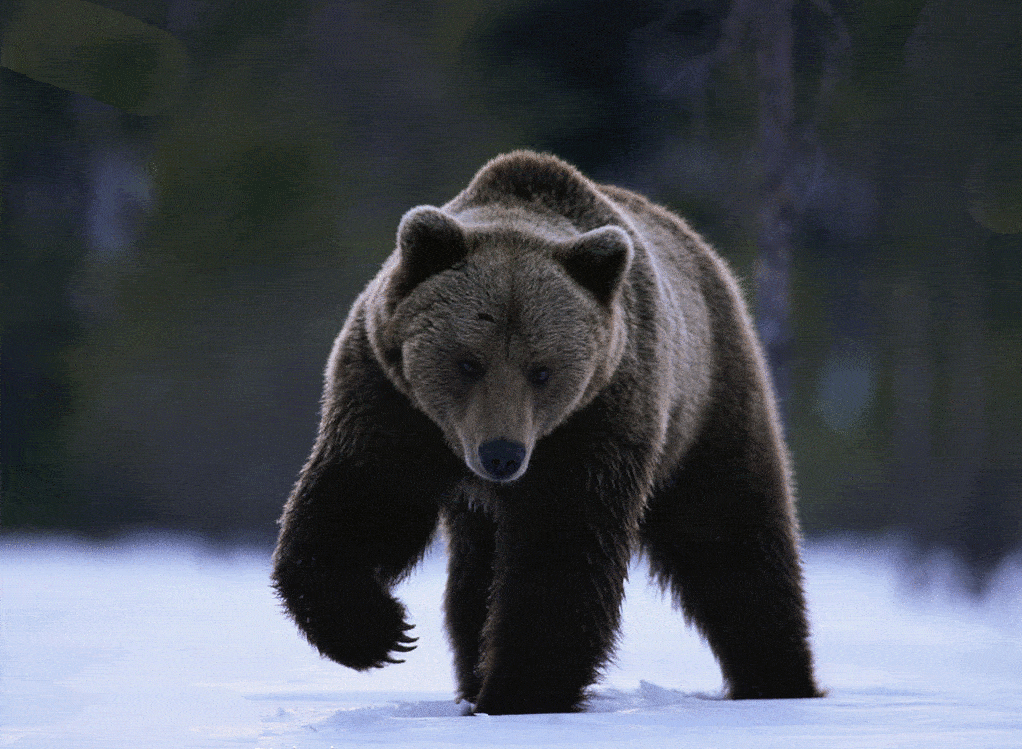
[446,151,714,278]
[446,151,622,233]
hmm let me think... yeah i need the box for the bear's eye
[458,359,485,381]
[528,366,552,386]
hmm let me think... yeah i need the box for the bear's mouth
[467,438,530,483]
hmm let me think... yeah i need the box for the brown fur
[272,151,822,714]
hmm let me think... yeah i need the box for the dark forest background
[3,0,1020,593]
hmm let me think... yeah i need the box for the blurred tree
[759,0,1022,591]
[0,71,87,528]
[872,0,1022,591]
[3,0,191,530]
[60,0,344,536]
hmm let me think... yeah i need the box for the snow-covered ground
[1,534,1020,748]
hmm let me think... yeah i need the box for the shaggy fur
[272,151,822,715]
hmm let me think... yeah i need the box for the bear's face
[399,255,606,482]
[379,207,632,483]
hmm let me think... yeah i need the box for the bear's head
[372,206,632,483]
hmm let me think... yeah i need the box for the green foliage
[149,65,347,267]
[79,36,163,113]
[968,138,1022,234]
[1,0,186,114]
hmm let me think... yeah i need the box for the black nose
[478,439,527,481]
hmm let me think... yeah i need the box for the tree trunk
[736,0,798,420]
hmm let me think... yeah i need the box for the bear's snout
[477,438,528,482]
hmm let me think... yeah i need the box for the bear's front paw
[320,592,418,671]
[282,578,418,670]
[352,624,418,670]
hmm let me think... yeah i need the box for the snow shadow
[316,681,713,729]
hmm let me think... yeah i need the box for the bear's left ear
[392,206,469,299]
[553,226,632,305]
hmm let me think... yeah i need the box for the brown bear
[271,150,821,715]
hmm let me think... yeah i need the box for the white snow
[1,534,1020,748]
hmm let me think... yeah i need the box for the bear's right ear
[391,206,468,299]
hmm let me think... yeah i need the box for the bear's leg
[639,430,821,699]
[472,485,631,715]
[272,345,461,673]
[272,452,444,671]
[443,505,496,704]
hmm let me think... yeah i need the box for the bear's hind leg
[443,505,496,704]
[640,439,821,699]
